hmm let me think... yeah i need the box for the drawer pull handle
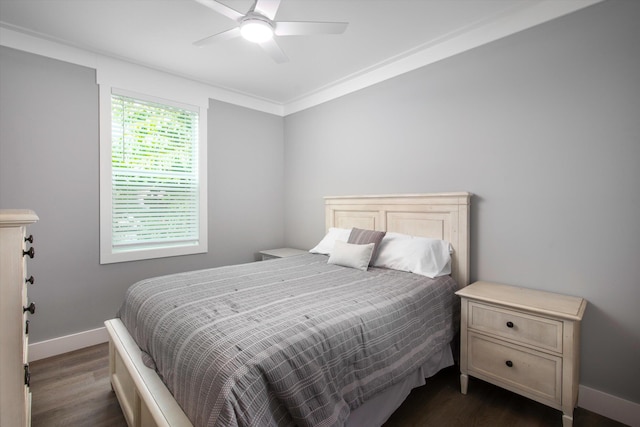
[506,321,514,328]
[26,275,35,285]
[24,364,31,387]
[23,247,35,258]
[505,360,513,368]
[23,302,35,314]
[25,234,34,243]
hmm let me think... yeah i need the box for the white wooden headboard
[325,193,471,288]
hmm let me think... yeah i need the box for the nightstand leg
[562,413,573,427]
[460,373,468,394]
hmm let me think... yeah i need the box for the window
[100,88,207,263]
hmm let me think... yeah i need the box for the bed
[105,192,471,427]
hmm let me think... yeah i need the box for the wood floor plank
[30,344,127,427]
[29,343,627,427]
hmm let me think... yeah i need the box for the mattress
[117,253,459,427]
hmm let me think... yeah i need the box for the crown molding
[0,24,285,116]
[1,0,602,117]
[282,0,603,115]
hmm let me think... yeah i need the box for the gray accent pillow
[348,228,386,265]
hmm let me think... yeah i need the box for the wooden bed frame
[105,192,472,427]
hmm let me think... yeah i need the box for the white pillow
[327,241,375,271]
[373,232,452,278]
[309,227,352,255]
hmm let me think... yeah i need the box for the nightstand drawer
[468,333,562,406]
[469,302,563,353]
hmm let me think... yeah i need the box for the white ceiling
[0,0,600,114]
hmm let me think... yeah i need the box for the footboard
[104,319,192,427]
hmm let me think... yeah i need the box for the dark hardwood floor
[30,343,126,427]
[30,343,627,427]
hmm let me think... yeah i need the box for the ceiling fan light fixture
[193,0,349,63]
[240,18,274,43]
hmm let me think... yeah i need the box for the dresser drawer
[469,302,563,353]
[468,332,562,406]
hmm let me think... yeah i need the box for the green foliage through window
[111,94,200,248]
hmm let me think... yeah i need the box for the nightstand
[456,281,587,427]
[259,248,307,261]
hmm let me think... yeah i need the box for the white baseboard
[579,384,639,427]
[29,328,639,426]
[28,326,108,362]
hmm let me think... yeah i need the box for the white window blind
[100,87,207,263]
[111,92,199,250]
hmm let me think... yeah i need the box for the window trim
[99,85,208,264]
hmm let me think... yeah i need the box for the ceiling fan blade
[193,0,244,21]
[274,21,348,36]
[193,27,241,47]
[253,0,281,21]
[259,38,288,63]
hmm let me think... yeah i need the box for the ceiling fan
[193,0,348,63]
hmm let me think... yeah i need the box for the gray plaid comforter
[117,253,458,427]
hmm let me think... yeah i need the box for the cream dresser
[456,281,587,427]
[0,209,39,427]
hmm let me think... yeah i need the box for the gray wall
[0,47,285,343]
[284,0,640,403]
[1,0,638,407]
